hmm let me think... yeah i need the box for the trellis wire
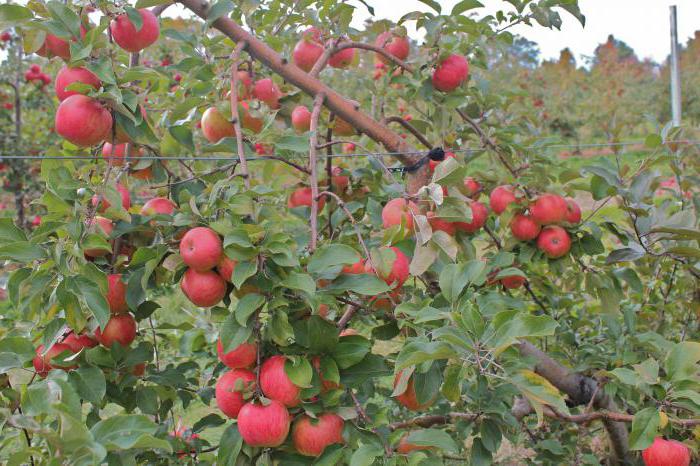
[0,139,697,162]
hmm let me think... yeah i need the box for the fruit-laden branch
[230,41,250,188]
[308,93,325,251]
[512,397,700,427]
[516,341,630,463]
[310,41,415,76]
[177,0,431,194]
[381,116,431,149]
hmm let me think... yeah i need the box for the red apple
[252,78,282,109]
[642,437,690,466]
[510,214,541,241]
[432,54,469,92]
[565,198,582,224]
[179,227,223,271]
[95,313,137,348]
[291,105,311,132]
[55,66,101,101]
[397,433,433,454]
[62,332,98,353]
[240,101,264,133]
[217,256,237,282]
[180,269,227,307]
[530,194,568,225]
[217,338,256,369]
[489,185,519,215]
[237,400,290,447]
[364,246,410,289]
[463,177,482,198]
[328,42,356,69]
[55,95,112,147]
[201,107,235,143]
[140,197,176,216]
[110,9,160,53]
[293,28,324,72]
[215,369,256,419]
[375,31,410,64]
[106,273,128,314]
[381,198,419,230]
[236,70,253,99]
[288,187,326,210]
[33,343,77,377]
[342,258,366,275]
[1,32,11,42]
[292,413,344,457]
[429,151,456,172]
[84,216,113,258]
[36,27,86,61]
[454,200,488,233]
[394,370,435,411]
[101,143,144,166]
[536,226,571,259]
[426,211,456,235]
[331,166,349,191]
[260,355,302,407]
[92,182,131,212]
[500,274,526,289]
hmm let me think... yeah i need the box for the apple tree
[0,1,699,465]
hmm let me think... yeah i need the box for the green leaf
[124,6,144,32]
[665,341,700,382]
[395,340,455,370]
[270,310,294,346]
[0,218,27,242]
[331,335,370,369]
[71,276,110,330]
[349,444,383,466]
[308,244,360,275]
[285,357,313,388]
[491,312,558,352]
[206,0,234,26]
[69,366,106,405]
[451,0,483,15]
[340,354,390,386]
[326,274,390,295]
[46,1,81,37]
[417,0,442,14]
[217,424,243,466]
[0,4,34,23]
[512,370,569,424]
[220,314,252,353]
[91,414,172,452]
[628,407,659,450]
[232,260,257,289]
[275,135,310,152]
[169,125,195,150]
[280,271,316,296]
[234,293,264,326]
[307,316,339,353]
[406,429,458,452]
[439,261,487,303]
[0,242,46,262]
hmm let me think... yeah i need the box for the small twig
[230,41,250,189]
[317,190,371,262]
[308,93,326,251]
[149,317,160,371]
[255,155,310,174]
[148,162,238,188]
[312,41,414,76]
[382,116,431,149]
[316,140,371,152]
[389,412,481,431]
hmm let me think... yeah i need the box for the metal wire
[0,139,696,162]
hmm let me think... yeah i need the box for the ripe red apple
[530,194,568,225]
[375,31,410,64]
[565,198,582,224]
[215,369,256,419]
[288,187,326,210]
[364,246,410,289]
[291,105,311,132]
[536,226,571,259]
[293,28,324,72]
[36,28,86,61]
[510,214,541,241]
[426,211,456,235]
[217,338,256,369]
[55,66,101,101]
[180,269,227,307]
[489,185,519,215]
[201,107,235,143]
[343,142,355,153]
[101,143,145,166]
[110,9,160,53]
[240,101,264,133]
[140,197,176,216]
[432,54,469,92]
[252,78,282,109]
[393,371,435,411]
[381,198,419,230]
[642,437,690,466]
[236,70,253,99]
[292,413,344,457]
[1,32,11,42]
[342,258,366,275]
[92,182,131,212]
[95,313,137,348]
[331,166,349,191]
[106,273,128,314]
[454,200,488,234]
[397,433,433,454]
[237,400,290,447]
[429,151,456,172]
[217,256,237,282]
[328,43,356,69]
[55,95,112,147]
[179,227,223,271]
[463,177,482,198]
[84,216,113,258]
[260,355,302,407]
[62,332,97,353]
[31,215,41,228]
[33,343,77,377]
[500,274,526,289]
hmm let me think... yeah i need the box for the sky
[344,0,700,64]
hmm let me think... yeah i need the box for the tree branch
[382,116,431,149]
[308,93,325,251]
[230,41,250,189]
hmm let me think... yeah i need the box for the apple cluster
[24,64,51,86]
